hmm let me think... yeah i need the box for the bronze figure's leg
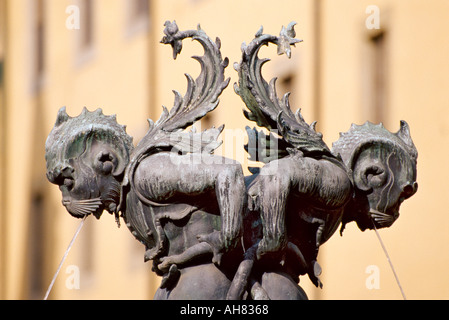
[215,164,245,248]
[249,166,291,259]
[198,162,245,264]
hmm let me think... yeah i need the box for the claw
[160,264,180,289]
[309,260,323,289]
[313,260,322,277]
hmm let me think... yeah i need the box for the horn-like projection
[55,106,70,126]
[396,120,413,147]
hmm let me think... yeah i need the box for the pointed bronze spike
[222,57,229,68]
[286,21,297,38]
[55,106,70,126]
[294,108,305,123]
[241,41,247,53]
[397,120,411,136]
[255,26,263,38]
[215,37,221,50]
[396,120,414,147]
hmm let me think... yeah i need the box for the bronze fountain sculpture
[45,21,418,300]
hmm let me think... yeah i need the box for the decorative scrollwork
[235,22,331,159]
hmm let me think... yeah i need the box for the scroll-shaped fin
[158,20,230,132]
[130,20,229,160]
[235,22,331,158]
[122,22,229,201]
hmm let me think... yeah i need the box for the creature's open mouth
[62,198,103,218]
[370,208,399,228]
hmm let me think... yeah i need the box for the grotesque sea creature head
[45,107,133,219]
[333,121,418,231]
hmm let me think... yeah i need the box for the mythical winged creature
[227,22,418,299]
[46,21,247,299]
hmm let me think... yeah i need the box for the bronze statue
[45,21,418,300]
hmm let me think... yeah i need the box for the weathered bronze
[45,21,418,300]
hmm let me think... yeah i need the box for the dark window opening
[370,32,387,123]
[80,0,94,49]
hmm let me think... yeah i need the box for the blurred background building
[1,0,448,299]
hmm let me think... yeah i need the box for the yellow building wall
[2,0,35,299]
[0,0,6,299]
[1,0,158,299]
[43,0,158,300]
[1,0,449,300]
[318,0,449,299]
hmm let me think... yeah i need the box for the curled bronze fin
[158,20,230,132]
[236,22,330,160]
